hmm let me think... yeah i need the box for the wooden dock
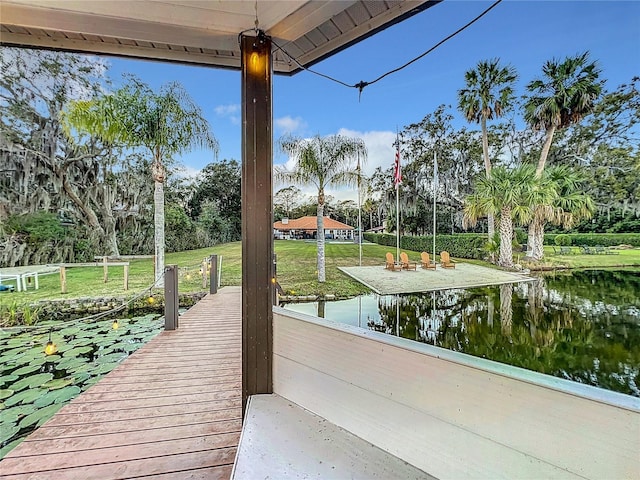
[1,287,242,480]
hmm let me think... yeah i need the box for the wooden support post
[210,254,218,294]
[124,264,129,291]
[273,254,277,306]
[241,33,274,415]
[164,265,178,330]
[60,266,67,294]
[103,256,108,283]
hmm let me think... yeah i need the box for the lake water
[282,268,640,397]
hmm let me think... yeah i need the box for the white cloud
[174,165,201,181]
[275,115,307,135]
[214,103,240,125]
[274,128,397,203]
[337,128,397,177]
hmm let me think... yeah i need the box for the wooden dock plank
[1,286,242,479]
[29,400,241,431]
[24,411,242,443]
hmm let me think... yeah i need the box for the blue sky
[106,0,639,199]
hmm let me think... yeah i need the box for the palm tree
[62,78,217,285]
[464,165,549,268]
[276,134,367,282]
[523,53,601,260]
[458,59,518,240]
[524,52,602,177]
[527,166,595,259]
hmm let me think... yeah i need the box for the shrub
[364,232,487,259]
[554,234,572,246]
[6,212,65,244]
[544,233,640,247]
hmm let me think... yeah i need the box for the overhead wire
[270,0,503,98]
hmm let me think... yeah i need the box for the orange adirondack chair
[385,252,402,271]
[420,252,436,270]
[400,252,417,270]
[440,251,456,269]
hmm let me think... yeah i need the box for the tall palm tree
[464,165,549,268]
[62,79,217,285]
[524,52,601,260]
[458,59,518,241]
[276,134,367,282]
[527,166,595,259]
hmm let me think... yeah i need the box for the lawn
[539,246,640,269]
[2,241,639,308]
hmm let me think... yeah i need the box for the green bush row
[364,233,487,259]
[544,233,640,247]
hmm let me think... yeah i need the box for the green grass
[538,246,640,269]
[2,241,639,309]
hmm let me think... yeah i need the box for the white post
[432,151,437,263]
[357,153,363,267]
[396,184,400,263]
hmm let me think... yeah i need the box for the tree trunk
[317,192,326,283]
[154,179,165,286]
[536,125,557,177]
[498,206,514,268]
[500,282,513,336]
[528,210,545,261]
[482,117,495,241]
[60,169,118,255]
[487,293,494,327]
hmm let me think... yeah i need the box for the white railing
[273,307,639,480]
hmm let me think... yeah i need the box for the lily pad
[59,326,81,336]
[28,356,49,367]
[73,372,91,383]
[42,378,75,390]
[42,355,62,363]
[0,389,13,400]
[94,363,119,375]
[95,353,127,364]
[69,337,93,347]
[56,358,89,372]
[0,437,25,460]
[9,373,54,392]
[2,404,36,423]
[53,385,81,404]
[18,403,63,429]
[3,388,44,407]
[0,375,18,387]
[63,346,93,357]
[1,425,19,445]
[33,391,57,408]
[12,364,41,376]
[109,342,140,353]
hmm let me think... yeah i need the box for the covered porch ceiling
[0,0,441,74]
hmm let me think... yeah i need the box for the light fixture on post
[247,30,268,76]
[44,328,57,355]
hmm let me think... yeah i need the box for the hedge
[364,233,487,259]
[543,233,640,247]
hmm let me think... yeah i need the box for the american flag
[393,147,402,187]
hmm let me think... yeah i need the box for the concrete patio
[339,262,533,295]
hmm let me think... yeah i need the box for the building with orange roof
[274,216,354,240]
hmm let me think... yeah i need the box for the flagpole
[396,182,400,262]
[432,151,437,263]
[357,151,362,266]
[394,132,401,263]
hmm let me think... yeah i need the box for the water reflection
[283,269,640,397]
